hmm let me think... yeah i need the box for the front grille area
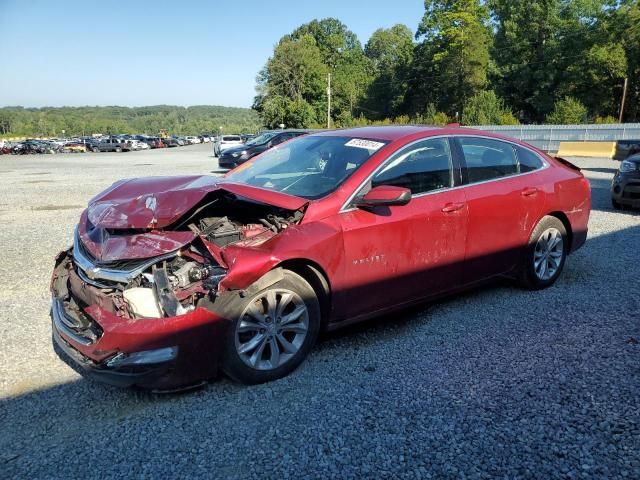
[622,182,640,200]
[623,191,640,200]
[52,298,103,345]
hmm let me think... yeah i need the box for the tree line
[0,105,261,138]
[253,0,640,128]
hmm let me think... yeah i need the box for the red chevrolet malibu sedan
[51,126,591,390]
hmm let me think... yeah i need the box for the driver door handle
[441,202,465,213]
[521,187,539,197]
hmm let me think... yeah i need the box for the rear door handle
[441,202,465,213]
[521,187,539,197]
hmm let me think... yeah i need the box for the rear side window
[459,137,518,183]
[223,136,241,141]
[372,138,452,195]
[515,146,544,172]
[271,135,287,146]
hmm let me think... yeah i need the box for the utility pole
[327,73,331,129]
[619,77,628,123]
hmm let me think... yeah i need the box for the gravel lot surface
[1,144,639,479]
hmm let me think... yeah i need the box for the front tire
[222,270,321,384]
[612,199,622,210]
[518,216,568,290]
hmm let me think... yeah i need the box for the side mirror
[354,185,412,208]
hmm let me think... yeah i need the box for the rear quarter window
[515,146,544,172]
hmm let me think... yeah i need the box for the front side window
[459,137,518,183]
[225,135,386,199]
[372,138,452,195]
[245,132,278,146]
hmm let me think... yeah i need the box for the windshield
[245,131,278,146]
[225,135,387,199]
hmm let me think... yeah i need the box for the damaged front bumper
[50,248,232,390]
[51,295,230,390]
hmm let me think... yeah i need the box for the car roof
[311,125,441,141]
[308,125,533,145]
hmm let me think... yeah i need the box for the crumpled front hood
[87,176,308,230]
[78,175,308,262]
[78,210,197,262]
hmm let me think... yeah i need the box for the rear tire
[222,270,320,384]
[115,146,122,153]
[518,216,568,290]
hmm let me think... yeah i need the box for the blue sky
[0,0,424,108]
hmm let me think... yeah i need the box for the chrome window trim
[339,134,549,213]
[73,227,177,285]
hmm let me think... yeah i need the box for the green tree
[545,97,588,124]
[291,18,373,123]
[408,0,490,118]
[488,0,621,121]
[255,18,373,127]
[364,24,415,119]
[253,34,328,128]
[462,90,519,125]
[599,0,640,121]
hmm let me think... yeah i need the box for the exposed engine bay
[51,192,305,338]
[174,192,304,246]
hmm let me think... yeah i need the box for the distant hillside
[0,105,262,138]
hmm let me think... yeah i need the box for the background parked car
[611,153,640,209]
[218,130,310,168]
[141,137,164,149]
[126,139,149,150]
[13,140,57,154]
[163,138,180,147]
[213,134,243,156]
[62,142,87,153]
[185,136,201,144]
[95,136,132,152]
[614,139,640,160]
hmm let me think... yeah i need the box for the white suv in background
[185,136,201,144]
[214,135,243,156]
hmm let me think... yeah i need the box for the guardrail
[470,124,640,152]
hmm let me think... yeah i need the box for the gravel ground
[1,144,639,479]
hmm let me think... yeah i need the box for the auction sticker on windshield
[345,139,385,151]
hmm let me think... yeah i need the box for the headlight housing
[620,160,637,173]
[232,150,247,158]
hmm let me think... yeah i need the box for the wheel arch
[277,259,332,325]
[545,211,574,252]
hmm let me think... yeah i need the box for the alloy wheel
[235,289,309,371]
[533,227,564,281]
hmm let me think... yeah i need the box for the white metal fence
[469,124,640,152]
